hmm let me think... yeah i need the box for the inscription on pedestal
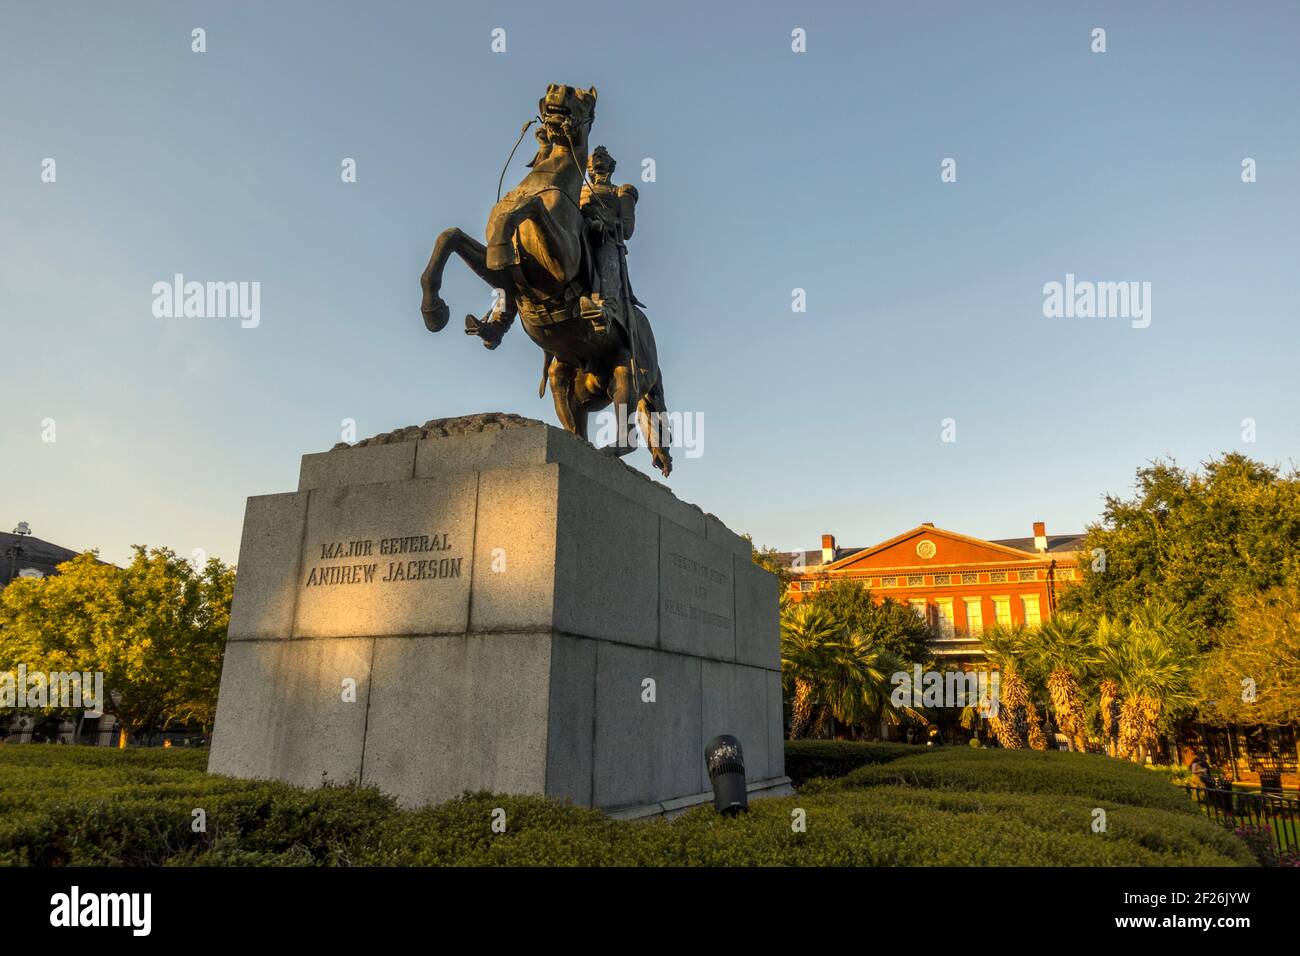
[303,534,462,587]
[662,552,733,630]
[659,523,735,658]
[292,477,477,638]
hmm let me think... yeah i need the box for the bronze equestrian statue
[419,84,674,476]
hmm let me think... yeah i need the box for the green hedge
[828,748,1193,812]
[0,745,1254,867]
[782,740,919,787]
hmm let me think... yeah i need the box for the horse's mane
[525,144,554,168]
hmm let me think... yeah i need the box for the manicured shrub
[829,747,1193,813]
[0,745,1254,867]
[782,740,918,787]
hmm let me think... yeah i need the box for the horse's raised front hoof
[421,296,450,332]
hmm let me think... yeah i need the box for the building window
[990,571,1007,583]
[964,598,983,637]
[962,572,979,585]
[908,599,927,620]
[1056,568,1075,581]
[907,575,923,587]
[934,573,951,585]
[1022,595,1041,628]
[1018,569,1037,582]
[797,580,814,592]
[881,576,896,588]
[993,596,1012,628]
[934,600,955,638]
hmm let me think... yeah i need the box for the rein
[496,114,598,214]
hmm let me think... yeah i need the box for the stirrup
[580,294,607,333]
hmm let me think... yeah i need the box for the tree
[1090,615,1127,755]
[1023,614,1097,752]
[824,640,921,738]
[806,579,932,664]
[1194,583,1300,728]
[0,546,234,746]
[1060,454,1300,633]
[779,602,920,740]
[1097,602,1198,762]
[748,539,794,593]
[0,553,121,737]
[780,603,840,739]
[981,623,1045,750]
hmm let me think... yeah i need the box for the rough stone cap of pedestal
[296,412,751,554]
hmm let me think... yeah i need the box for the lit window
[881,576,896,588]
[907,575,923,587]
[1018,570,1037,582]
[908,599,927,620]
[993,596,1012,628]
[934,574,950,585]
[990,571,1007,584]
[964,598,983,636]
[935,600,955,637]
[1057,568,1075,581]
[962,572,979,584]
[1022,595,1041,627]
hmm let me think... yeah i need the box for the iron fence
[1184,784,1300,862]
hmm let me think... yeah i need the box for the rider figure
[579,146,642,340]
[468,144,640,350]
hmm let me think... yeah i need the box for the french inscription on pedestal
[663,552,733,630]
[659,525,735,657]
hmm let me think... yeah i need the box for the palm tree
[1091,615,1126,755]
[981,623,1036,749]
[781,604,923,739]
[781,603,840,739]
[837,643,926,737]
[1099,602,1198,762]
[1024,614,1097,752]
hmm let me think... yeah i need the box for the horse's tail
[538,351,553,398]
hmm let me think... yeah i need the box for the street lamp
[6,521,32,584]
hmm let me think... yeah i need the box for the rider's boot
[464,308,514,350]
[579,294,608,334]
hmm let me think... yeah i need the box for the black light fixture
[705,734,748,815]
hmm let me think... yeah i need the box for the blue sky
[2,1,1297,566]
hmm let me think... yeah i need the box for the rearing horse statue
[419,83,674,476]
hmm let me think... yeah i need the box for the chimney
[1033,521,1047,553]
[821,534,836,565]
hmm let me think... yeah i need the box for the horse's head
[537,84,597,150]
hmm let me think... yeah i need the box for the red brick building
[782,521,1084,660]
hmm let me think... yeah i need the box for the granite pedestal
[207,414,791,816]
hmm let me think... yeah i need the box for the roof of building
[0,532,83,586]
[989,534,1087,555]
[776,527,1086,570]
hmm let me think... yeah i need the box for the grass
[0,744,1256,867]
